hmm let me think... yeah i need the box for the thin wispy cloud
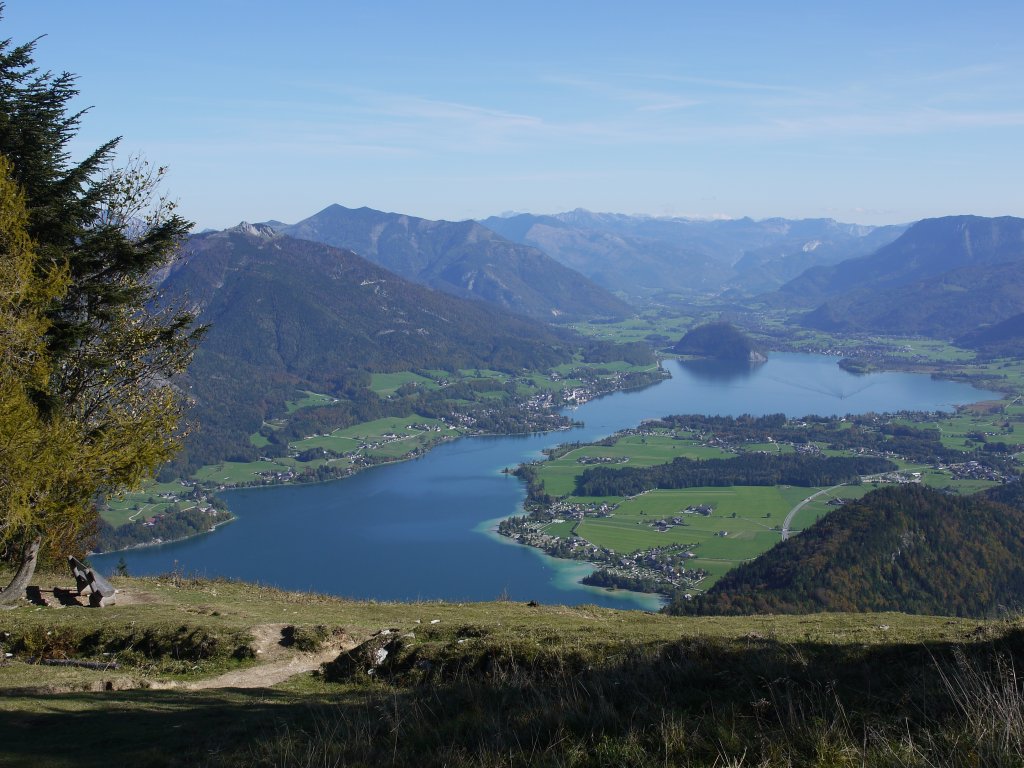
[542,74,702,112]
[646,73,816,94]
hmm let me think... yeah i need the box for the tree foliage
[574,453,894,497]
[672,322,763,361]
[0,27,202,582]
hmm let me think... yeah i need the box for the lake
[94,354,997,610]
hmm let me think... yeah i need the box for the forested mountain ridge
[800,260,1024,337]
[777,216,1024,336]
[780,215,1024,300]
[159,224,583,470]
[168,223,576,374]
[670,484,1024,617]
[957,311,1024,356]
[279,204,632,320]
[481,210,904,297]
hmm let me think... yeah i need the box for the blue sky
[6,1,1024,230]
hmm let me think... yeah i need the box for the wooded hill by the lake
[671,321,765,362]
[671,483,1024,617]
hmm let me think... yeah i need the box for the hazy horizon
[7,1,1023,231]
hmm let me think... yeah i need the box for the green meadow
[101,481,197,527]
[866,337,976,362]
[193,458,295,485]
[185,416,468,488]
[576,486,791,571]
[369,371,440,396]
[529,429,889,582]
[891,408,1019,451]
[537,433,733,496]
[742,441,796,453]
[570,311,697,346]
[290,415,458,455]
[284,390,337,413]
[456,368,507,379]
[519,407,1012,589]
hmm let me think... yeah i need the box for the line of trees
[574,453,895,497]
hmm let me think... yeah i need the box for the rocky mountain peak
[228,221,278,239]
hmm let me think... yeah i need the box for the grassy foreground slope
[3,574,1024,767]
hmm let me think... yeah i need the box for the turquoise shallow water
[94,354,995,609]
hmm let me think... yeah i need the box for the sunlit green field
[369,371,440,396]
[865,337,976,362]
[891,408,1020,451]
[577,486,792,557]
[516,373,583,394]
[101,481,197,527]
[570,312,697,346]
[742,441,796,453]
[193,458,294,485]
[187,416,469,486]
[456,368,506,379]
[291,415,458,455]
[284,390,337,413]
[537,433,733,496]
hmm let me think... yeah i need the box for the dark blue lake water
[94,354,996,610]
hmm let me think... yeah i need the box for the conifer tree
[0,20,203,601]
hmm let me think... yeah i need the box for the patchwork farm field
[190,417,468,489]
[577,486,787,558]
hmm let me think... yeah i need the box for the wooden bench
[67,556,117,607]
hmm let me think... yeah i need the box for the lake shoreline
[92,354,1001,609]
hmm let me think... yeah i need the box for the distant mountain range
[480,210,905,298]
[238,204,1024,346]
[782,216,1024,337]
[278,205,631,321]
